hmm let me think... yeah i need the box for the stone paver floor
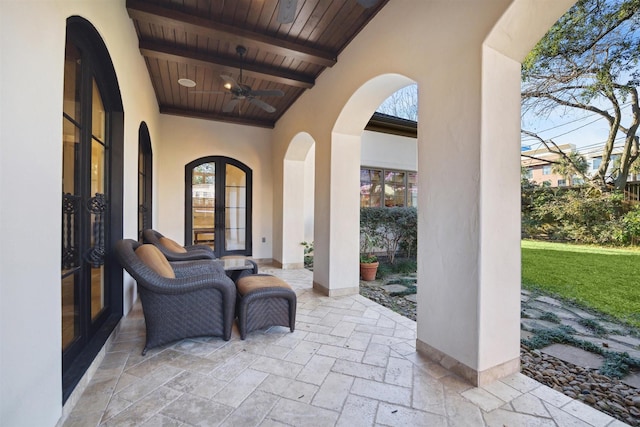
[62,267,627,426]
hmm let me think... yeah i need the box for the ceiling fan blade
[356,0,378,7]
[249,98,276,113]
[220,74,239,89]
[277,0,297,24]
[223,98,240,113]
[248,89,284,97]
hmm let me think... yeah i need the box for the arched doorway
[61,16,123,401]
[281,132,315,268]
[185,156,253,257]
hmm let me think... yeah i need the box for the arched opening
[137,122,152,241]
[61,16,124,402]
[281,132,316,269]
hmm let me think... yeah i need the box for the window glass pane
[360,168,382,207]
[384,171,406,207]
[407,172,418,207]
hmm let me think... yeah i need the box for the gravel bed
[359,280,640,426]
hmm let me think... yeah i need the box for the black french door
[185,157,252,258]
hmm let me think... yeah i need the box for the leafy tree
[552,151,589,185]
[522,0,640,191]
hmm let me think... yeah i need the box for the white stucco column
[312,132,361,296]
[414,44,524,386]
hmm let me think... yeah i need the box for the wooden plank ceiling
[127,0,390,128]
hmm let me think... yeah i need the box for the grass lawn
[521,240,640,329]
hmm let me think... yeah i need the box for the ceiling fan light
[223,82,232,90]
[356,0,378,7]
[277,0,297,24]
[178,78,196,88]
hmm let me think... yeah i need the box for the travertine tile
[311,372,353,411]
[483,408,556,427]
[331,358,385,381]
[258,374,319,403]
[443,393,484,426]
[219,390,279,427]
[460,388,505,412]
[481,379,522,402]
[103,386,182,426]
[499,373,541,393]
[251,356,304,379]
[211,368,269,407]
[316,344,364,362]
[343,331,372,351]
[284,340,321,365]
[210,351,260,381]
[351,378,411,406]
[363,342,391,367]
[544,402,600,427]
[376,402,447,426]
[296,354,336,385]
[529,384,574,408]
[412,370,447,416]
[165,370,228,400]
[510,393,550,417]
[384,357,414,387]
[330,321,357,338]
[335,395,378,427]
[160,394,234,427]
[141,413,185,426]
[561,399,616,427]
[266,398,339,427]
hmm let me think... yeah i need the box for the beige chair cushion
[135,244,175,278]
[159,236,187,253]
[236,275,292,296]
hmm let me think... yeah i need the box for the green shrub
[360,207,417,264]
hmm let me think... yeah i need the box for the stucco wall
[361,130,417,172]
[1,1,159,425]
[156,115,274,260]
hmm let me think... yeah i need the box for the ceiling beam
[160,106,276,129]
[140,41,315,89]
[127,0,337,68]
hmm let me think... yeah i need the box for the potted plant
[359,228,380,281]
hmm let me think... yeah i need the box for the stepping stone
[622,371,640,389]
[381,284,408,294]
[541,343,604,369]
[534,296,563,307]
[527,302,577,320]
[521,318,559,332]
[608,334,640,348]
[521,308,544,319]
[557,319,592,335]
[573,336,640,359]
[564,306,597,320]
[404,294,417,303]
[521,294,531,303]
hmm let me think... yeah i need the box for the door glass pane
[225,164,246,251]
[90,80,106,321]
[192,163,215,246]
[63,43,81,122]
[62,121,80,349]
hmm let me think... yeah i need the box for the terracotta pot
[359,261,379,281]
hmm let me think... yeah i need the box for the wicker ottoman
[235,274,297,340]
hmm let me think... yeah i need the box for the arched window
[61,16,123,402]
[185,157,252,258]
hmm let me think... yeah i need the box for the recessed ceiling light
[178,78,196,88]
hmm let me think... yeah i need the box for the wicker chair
[115,239,236,354]
[142,229,216,261]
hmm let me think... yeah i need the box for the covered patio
[1,0,598,425]
[61,267,619,426]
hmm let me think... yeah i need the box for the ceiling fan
[278,0,379,24]
[190,45,284,114]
